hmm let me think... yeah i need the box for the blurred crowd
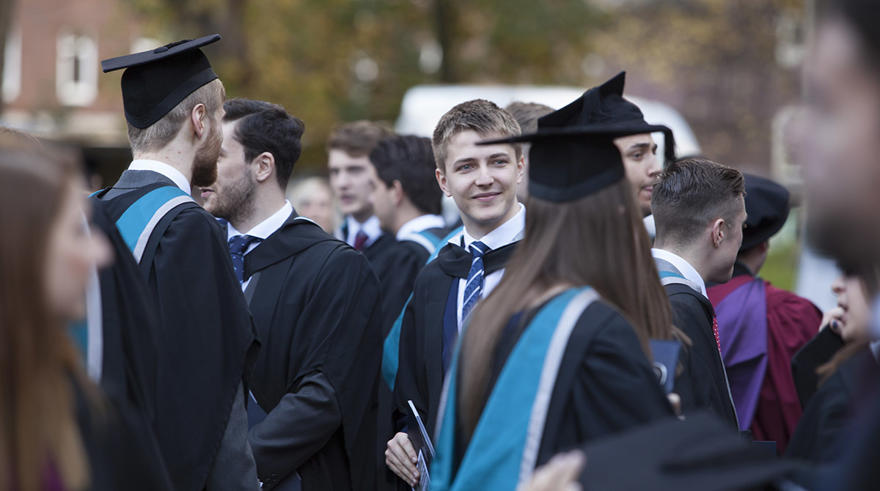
[3,1,880,491]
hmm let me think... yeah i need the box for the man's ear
[436,167,451,197]
[391,180,405,206]
[253,152,275,183]
[191,103,208,140]
[516,153,525,184]
[711,218,726,248]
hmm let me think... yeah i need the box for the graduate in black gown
[792,0,880,488]
[202,98,383,490]
[651,158,746,429]
[786,272,878,463]
[430,117,683,490]
[367,134,449,489]
[326,121,396,261]
[95,36,259,490]
[369,134,449,330]
[384,100,527,487]
[0,143,169,490]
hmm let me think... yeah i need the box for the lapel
[243,214,336,278]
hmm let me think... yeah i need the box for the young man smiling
[384,99,524,487]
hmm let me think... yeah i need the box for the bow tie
[435,241,520,278]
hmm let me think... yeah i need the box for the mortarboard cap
[102,34,221,129]
[740,173,791,252]
[480,127,630,202]
[541,71,677,164]
[578,412,803,490]
[479,72,677,203]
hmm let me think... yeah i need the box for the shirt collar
[346,215,383,247]
[651,248,708,298]
[129,159,191,194]
[460,203,526,251]
[396,214,446,241]
[227,201,293,240]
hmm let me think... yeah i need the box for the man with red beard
[93,35,259,491]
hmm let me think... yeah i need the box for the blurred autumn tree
[589,0,806,170]
[124,0,603,170]
[124,0,805,173]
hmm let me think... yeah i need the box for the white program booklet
[407,400,434,491]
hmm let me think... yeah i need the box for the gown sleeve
[573,305,675,435]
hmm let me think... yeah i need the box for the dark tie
[228,234,261,284]
[461,241,490,324]
[353,230,369,251]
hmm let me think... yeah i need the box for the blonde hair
[431,99,521,171]
[127,79,224,153]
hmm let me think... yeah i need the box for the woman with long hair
[0,140,112,490]
[430,125,684,490]
[787,269,879,464]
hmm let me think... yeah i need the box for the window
[56,33,98,106]
[3,26,21,103]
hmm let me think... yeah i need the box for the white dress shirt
[453,203,526,329]
[129,159,191,194]
[227,201,293,291]
[344,215,383,249]
[651,248,708,298]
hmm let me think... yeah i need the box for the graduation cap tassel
[663,128,677,166]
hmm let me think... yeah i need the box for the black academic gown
[244,214,383,491]
[791,327,845,408]
[93,170,259,491]
[665,284,740,429]
[88,205,171,489]
[786,349,880,464]
[394,241,519,438]
[376,238,431,335]
[477,300,676,467]
[372,238,430,490]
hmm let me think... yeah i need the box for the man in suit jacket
[651,158,746,428]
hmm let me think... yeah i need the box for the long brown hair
[458,178,687,440]
[0,143,90,490]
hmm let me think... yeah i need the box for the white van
[394,84,701,158]
[394,84,702,224]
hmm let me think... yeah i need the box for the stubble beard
[191,123,222,188]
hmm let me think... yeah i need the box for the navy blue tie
[228,234,261,284]
[461,241,490,325]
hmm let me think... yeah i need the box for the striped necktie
[228,234,261,284]
[461,241,490,324]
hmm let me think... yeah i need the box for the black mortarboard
[541,71,677,163]
[102,34,221,129]
[578,412,803,491]
[479,72,677,203]
[740,173,790,252]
